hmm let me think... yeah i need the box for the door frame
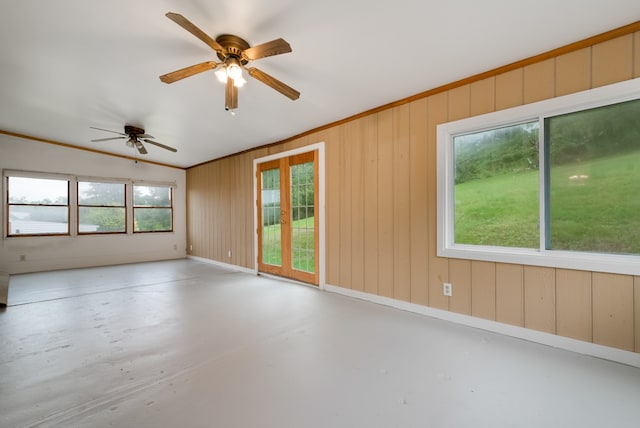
[253,142,325,289]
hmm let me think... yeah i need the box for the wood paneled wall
[187,26,640,353]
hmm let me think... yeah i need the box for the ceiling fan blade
[165,12,224,53]
[90,126,126,136]
[247,67,300,100]
[143,139,178,152]
[225,78,238,110]
[135,140,148,155]
[91,136,126,142]
[160,61,219,84]
[138,134,154,139]
[243,38,292,61]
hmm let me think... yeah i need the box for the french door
[257,150,318,285]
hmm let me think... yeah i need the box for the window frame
[77,179,127,235]
[132,182,174,233]
[5,171,72,237]
[437,77,640,276]
[3,171,176,238]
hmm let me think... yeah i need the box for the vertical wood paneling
[363,115,379,296]
[556,269,592,342]
[635,276,640,352]
[635,32,640,78]
[470,77,495,116]
[593,273,634,351]
[207,164,214,259]
[449,259,471,314]
[242,153,252,268]
[223,158,231,262]
[448,85,471,121]
[325,127,342,285]
[349,120,365,292]
[393,105,411,302]
[377,110,394,298]
[524,58,555,103]
[556,47,591,96]
[471,261,496,320]
[592,34,634,87]
[409,98,429,306]
[427,92,449,309]
[495,68,523,110]
[496,263,524,326]
[339,125,352,288]
[524,266,556,334]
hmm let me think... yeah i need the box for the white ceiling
[2,1,639,168]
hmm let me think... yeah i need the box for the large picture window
[438,77,640,275]
[7,175,70,236]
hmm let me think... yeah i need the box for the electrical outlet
[190,244,193,251]
[228,250,232,258]
[443,282,452,297]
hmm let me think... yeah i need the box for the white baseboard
[187,255,257,275]
[324,283,640,369]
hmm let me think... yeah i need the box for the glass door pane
[261,168,281,267]
[290,161,315,273]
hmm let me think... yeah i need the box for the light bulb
[226,57,242,81]
[215,69,227,83]
[234,76,246,88]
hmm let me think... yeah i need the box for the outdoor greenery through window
[546,100,640,254]
[438,78,640,275]
[290,161,315,273]
[4,172,174,237]
[454,121,539,248]
[7,176,69,236]
[133,185,173,232]
[78,181,126,233]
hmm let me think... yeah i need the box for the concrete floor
[1,259,639,428]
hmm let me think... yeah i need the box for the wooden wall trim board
[186,23,640,358]
[324,282,640,368]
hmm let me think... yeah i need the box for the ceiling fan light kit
[160,12,300,112]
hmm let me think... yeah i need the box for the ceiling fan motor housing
[124,125,145,136]
[215,34,250,65]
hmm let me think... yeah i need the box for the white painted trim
[252,142,326,289]
[187,255,257,275]
[324,283,640,368]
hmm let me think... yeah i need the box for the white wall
[0,134,187,274]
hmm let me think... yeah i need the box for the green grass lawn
[455,150,640,254]
[262,216,315,272]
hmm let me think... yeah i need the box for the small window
[77,181,126,234]
[7,176,69,236]
[133,184,173,232]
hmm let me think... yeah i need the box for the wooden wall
[187,25,640,353]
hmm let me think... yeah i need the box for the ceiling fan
[90,125,177,155]
[159,12,300,111]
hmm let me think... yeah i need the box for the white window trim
[437,77,640,276]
